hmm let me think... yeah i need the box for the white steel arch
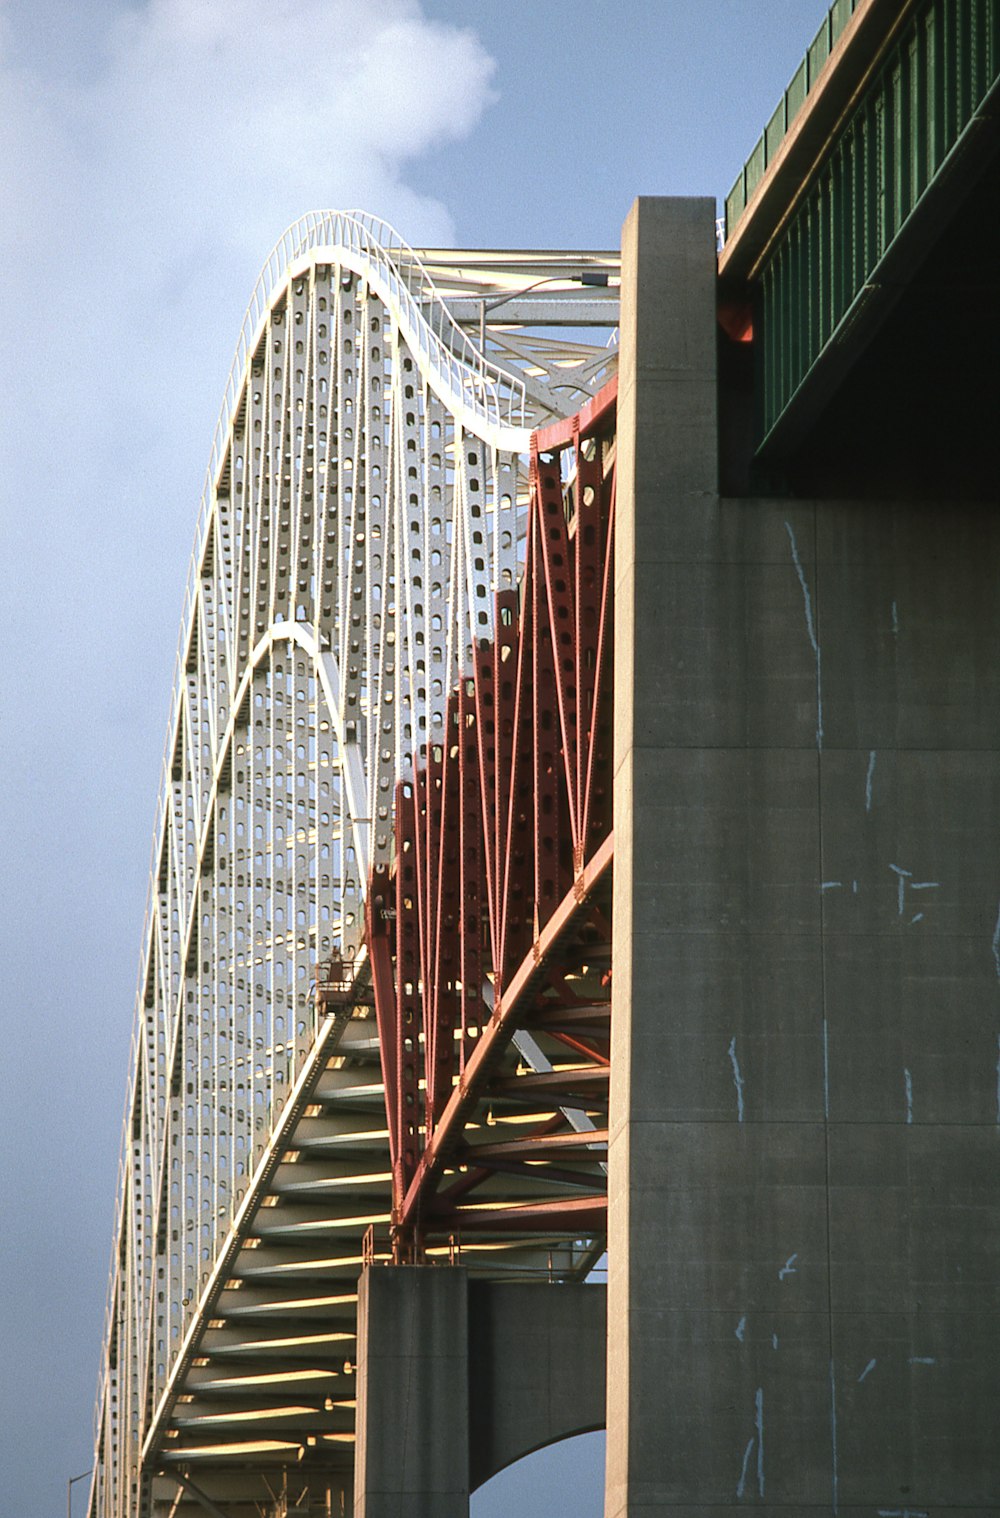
[89,213,618,1518]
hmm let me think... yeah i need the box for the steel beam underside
[722,0,1000,454]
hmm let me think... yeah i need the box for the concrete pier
[354,1266,470,1518]
[354,1267,606,1516]
[607,196,1000,1515]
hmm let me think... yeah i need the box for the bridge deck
[721,0,1000,458]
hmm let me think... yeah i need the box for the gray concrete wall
[608,195,1000,1516]
[354,1265,470,1518]
[468,1281,605,1489]
[354,1268,606,1514]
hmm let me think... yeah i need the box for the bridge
[88,4,1000,1515]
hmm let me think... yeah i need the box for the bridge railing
[724,0,865,236]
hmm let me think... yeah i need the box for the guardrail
[724,0,865,237]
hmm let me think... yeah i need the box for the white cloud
[2,0,495,251]
[1,0,497,650]
[89,0,496,258]
[1,0,498,710]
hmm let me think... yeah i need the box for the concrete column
[608,194,730,1518]
[354,1265,469,1518]
[607,194,1000,1516]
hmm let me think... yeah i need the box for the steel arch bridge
[90,212,620,1518]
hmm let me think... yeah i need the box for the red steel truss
[366,379,618,1261]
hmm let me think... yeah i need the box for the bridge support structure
[607,194,1000,1514]
[354,1266,606,1516]
[86,81,1000,1511]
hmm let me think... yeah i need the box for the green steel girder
[752,0,1000,451]
[726,0,867,234]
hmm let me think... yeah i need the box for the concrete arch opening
[355,1266,607,1516]
[472,1430,605,1518]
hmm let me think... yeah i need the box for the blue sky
[0,3,830,1513]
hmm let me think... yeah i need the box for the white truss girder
[88,213,618,1518]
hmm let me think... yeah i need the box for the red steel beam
[398,829,614,1230]
[366,380,618,1256]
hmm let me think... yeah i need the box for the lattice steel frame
[367,383,618,1260]
[89,213,618,1518]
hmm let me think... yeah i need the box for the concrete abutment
[607,195,1000,1515]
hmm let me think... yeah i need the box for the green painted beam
[755,0,999,449]
[725,0,866,236]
